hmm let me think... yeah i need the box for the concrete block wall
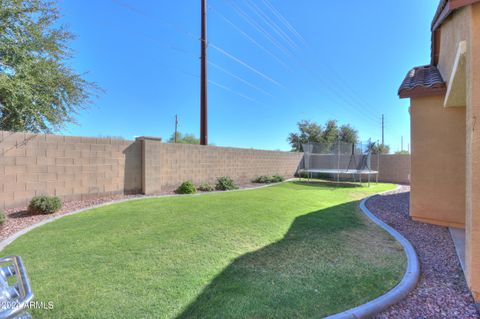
[140,137,304,194]
[0,132,304,208]
[373,155,411,184]
[0,131,142,209]
[0,131,411,209]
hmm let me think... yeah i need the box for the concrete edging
[325,188,420,319]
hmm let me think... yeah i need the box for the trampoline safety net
[300,140,379,184]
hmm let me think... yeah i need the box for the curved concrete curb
[325,190,420,319]
[0,179,295,252]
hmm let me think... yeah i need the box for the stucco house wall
[400,0,480,301]
[438,7,470,82]
[407,5,470,228]
[409,95,466,227]
[465,1,480,302]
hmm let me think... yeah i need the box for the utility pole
[381,114,384,146]
[401,136,404,152]
[200,0,208,145]
[174,114,178,143]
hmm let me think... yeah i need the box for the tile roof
[398,65,447,99]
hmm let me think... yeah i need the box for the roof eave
[432,0,480,31]
[399,85,447,99]
[430,0,480,65]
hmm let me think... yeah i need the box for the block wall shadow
[123,140,143,194]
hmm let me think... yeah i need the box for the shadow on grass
[176,200,388,319]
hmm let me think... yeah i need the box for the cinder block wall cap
[135,136,162,141]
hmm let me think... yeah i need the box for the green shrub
[215,176,238,191]
[270,175,285,183]
[253,175,270,183]
[198,183,215,192]
[176,181,197,194]
[0,211,5,225]
[28,195,62,214]
[253,175,285,184]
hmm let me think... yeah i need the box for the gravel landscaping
[366,186,480,319]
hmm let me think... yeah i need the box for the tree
[395,150,410,155]
[168,132,200,144]
[339,124,358,144]
[322,120,339,144]
[0,0,98,133]
[287,119,359,151]
[287,120,323,151]
[370,143,390,154]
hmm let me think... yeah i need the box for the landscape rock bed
[366,186,479,319]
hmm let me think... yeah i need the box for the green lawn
[2,181,404,318]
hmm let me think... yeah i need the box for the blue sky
[59,0,439,151]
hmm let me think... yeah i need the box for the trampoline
[299,140,379,186]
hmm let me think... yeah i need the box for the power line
[173,68,262,105]
[212,2,358,122]
[164,41,276,98]
[112,0,386,132]
[301,65,381,125]
[261,0,307,46]
[208,4,291,70]
[208,61,274,97]
[243,0,299,51]
[222,0,380,124]
[257,0,381,123]
[307,65,381,123]
[91,11,267,109]
[322,63,382,116]
[210,43,284,88]
[112,0,287,95]
[225,0,292,57]
[111,0,276,104]
[208,80,262,105]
